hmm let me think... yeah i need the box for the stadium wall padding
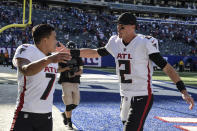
[83,54,197,68]
[1,47,197,68]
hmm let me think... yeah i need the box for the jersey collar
[120,34,138,48]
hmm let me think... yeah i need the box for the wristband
[176,80,186,92]
[70,49,80,57]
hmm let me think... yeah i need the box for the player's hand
[56,42,70,54]
[181,90,194,110]
[47,52,71,63]
[63,67,70,71]
[69,73,76,78]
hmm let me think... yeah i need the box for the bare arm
[79,49,101,58]
[56,43,102,58]
[57,66,70,73]
[75,66,83,76]
[163,63,194,110]
[163,63,181,84]
[16,52,71,76]
[16,57,51,76]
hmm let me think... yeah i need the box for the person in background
[4,48,9,67]
[0,50,5,66]
[58,41,83,130]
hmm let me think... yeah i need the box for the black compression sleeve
[97,47,110,56]
[149,53,167,69]
[70,49,80,57]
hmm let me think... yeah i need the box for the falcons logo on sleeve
[19,48,26,54]
[152,43,157,49]
[19,44,29,54]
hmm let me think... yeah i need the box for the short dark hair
[116,12,136,26]
[32,24,55,44]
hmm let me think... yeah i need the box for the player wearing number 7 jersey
[58,12,195,131]
[11,24,71,131]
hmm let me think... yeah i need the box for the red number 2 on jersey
[118,60,132,83]
[40,73,55,100]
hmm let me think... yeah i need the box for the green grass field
[85,67,197,87]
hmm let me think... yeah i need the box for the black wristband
[70,49,80,57]
[176,80,186,92]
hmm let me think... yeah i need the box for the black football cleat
[61,112,67,125]
[67,121,73,130]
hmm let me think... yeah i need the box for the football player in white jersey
[11,24,71,131]
[58,12,195,131]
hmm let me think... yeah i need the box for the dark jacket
[58,57,83,84]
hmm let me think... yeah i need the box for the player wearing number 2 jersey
[106,34,158,97]
[11,24,71,131]
[58,12,194,131]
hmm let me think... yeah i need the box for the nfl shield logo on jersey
[24,114,29,119]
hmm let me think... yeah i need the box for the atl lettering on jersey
[44,66,57,73]
[117,53,132,59]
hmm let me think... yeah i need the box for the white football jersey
[13,44,58,113]
[105,34,159,97]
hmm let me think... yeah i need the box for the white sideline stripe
[155,116,197,123]
[81,74,118,83]
[174,125,197,131]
